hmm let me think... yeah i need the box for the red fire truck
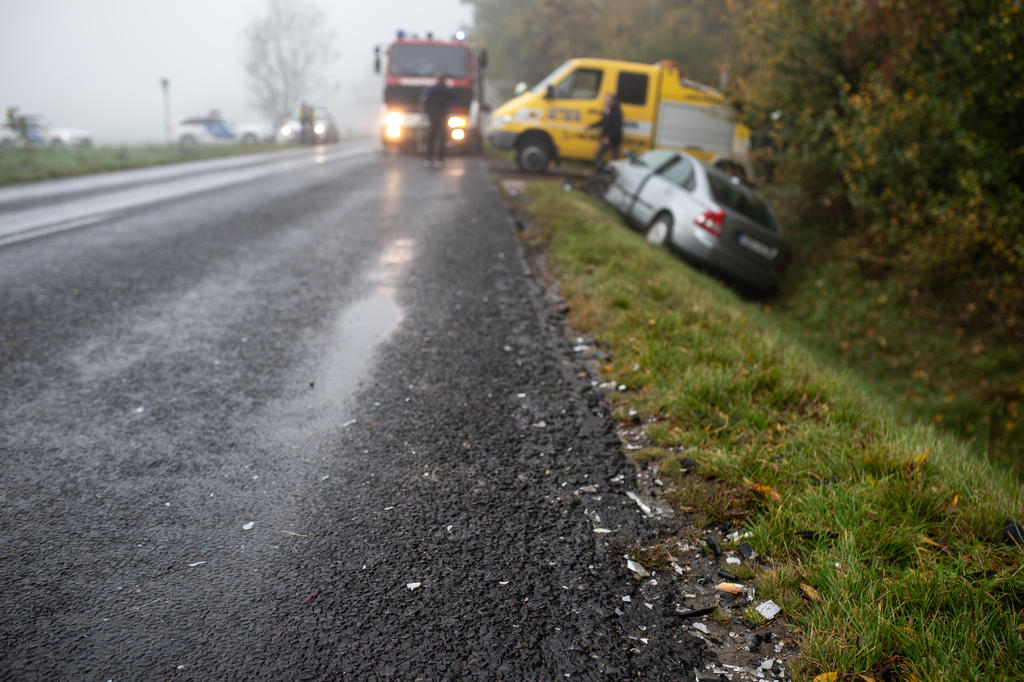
[375,31,487,154]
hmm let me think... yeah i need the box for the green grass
[514,178,1024,682]
[0,144,280,185]
[767,189,1024,471]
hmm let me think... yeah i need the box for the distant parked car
[276,106,339,144]
[603,148,791,291]
[11,115,93,148]
[169,113,274,145]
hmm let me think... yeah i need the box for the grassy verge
[767,194,1024,471]
[0,144,280,185]
[514,178,1024,681]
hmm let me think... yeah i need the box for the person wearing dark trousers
[423,71,453,168]
[590,92,623,170]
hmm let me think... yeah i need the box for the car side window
[660,157,696,191]
[552,69,603,100]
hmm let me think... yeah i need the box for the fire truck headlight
[451,128,466,141]
[314,124,325,135]
[384,112,404,127]
[447,116,467,129]
[386,126,402,138]
[281,126,292,136]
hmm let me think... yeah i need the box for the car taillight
[694,209,724,236]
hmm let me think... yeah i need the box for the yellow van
[486,58,751,178]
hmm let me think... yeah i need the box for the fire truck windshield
[389,44,468,79]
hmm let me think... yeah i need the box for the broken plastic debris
[716,582,744,594]
[676,607,714,618]
[691,622,709,634]
[617,384,626,391]
[499,581,509,585]
[517,393,526,398]
[626,560,650,578]
[755,600,781,620]
[242,522,255,531]
[761,659,775,670]
[135,406,144,413]
[726,557,741,565]
[573,344,589,352]
[407,582,422,591]
[593,528,612,534]
[644,603,653,610]
[580,485,598,493]
[622,595,632,602]
[626,491,651,515]
[1005,519,1024,548]
[738,543,755,560]
[532,421,547,428]
[187,561,206,567]
[706,536,722,555]
[341,419,357,427]
[503,345,512,352]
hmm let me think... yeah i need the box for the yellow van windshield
[531,62,573,94]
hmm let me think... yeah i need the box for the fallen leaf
[715,582,744,594]
[800,583,822,602]
[813,673,838,682]
[750,482,783,504]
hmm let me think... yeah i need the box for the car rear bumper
[672,226,779,290]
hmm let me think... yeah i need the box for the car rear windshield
[389,44,469,79]
[708,174,779,232]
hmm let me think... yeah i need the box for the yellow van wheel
[516,136,552,173]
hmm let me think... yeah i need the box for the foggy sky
[0,0,473,145]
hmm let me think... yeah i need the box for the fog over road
[0,144,703,679]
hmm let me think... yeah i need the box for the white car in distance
[169,114,274,145]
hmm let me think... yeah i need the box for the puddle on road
[307,236,415,410]
[314,293,402,404]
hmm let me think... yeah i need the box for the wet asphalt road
[0,143,704,680]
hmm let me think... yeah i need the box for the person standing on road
[590,92,623,170]
[423,71,453,168]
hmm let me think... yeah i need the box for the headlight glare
[384,112,404,127]
[447,116,467,128]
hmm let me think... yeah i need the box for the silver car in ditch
[604,148,791,291]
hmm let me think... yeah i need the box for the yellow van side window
[617,72,649,106]
[552,69,603,100]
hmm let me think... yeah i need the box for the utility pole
[161,78,171,144]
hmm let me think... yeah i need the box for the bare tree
[243,0,339,125]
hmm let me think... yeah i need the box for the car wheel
[242,133,258,145]
[645,214,673,246]
[50,139,65,149]
[516,138,551,173]
[179,135,197,146]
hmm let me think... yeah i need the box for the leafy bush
[737,0,1024,335]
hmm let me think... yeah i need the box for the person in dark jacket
[423,71,453,167]
[590,92,623,170]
